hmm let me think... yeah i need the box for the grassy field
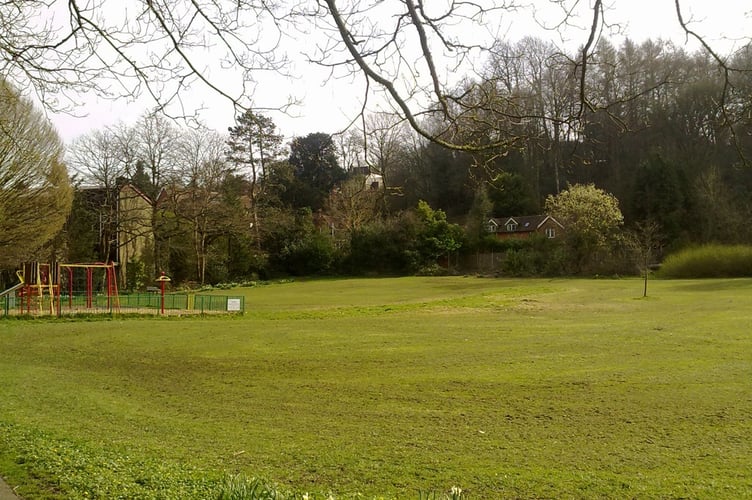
[1,277,752,498]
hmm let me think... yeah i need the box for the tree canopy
[0,79,72,266]
[286,133,345,211]
[545,183,624,272]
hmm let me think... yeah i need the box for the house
[117,183,154,287]
[365,173,383,190]
[350,166,384,190]
[67,183,154,289]
[486,215,564,240]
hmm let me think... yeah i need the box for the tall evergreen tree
[287,132,345,210]
[226,110,283,247]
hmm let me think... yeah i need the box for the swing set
[13,261,120,315]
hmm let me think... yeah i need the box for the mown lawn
[1,277,752,498]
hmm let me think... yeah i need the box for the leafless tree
[627,220,662,298]
[69,129,125,188]
[335,130,366,174]
[362,113,410,184]
[1,1,749,152]
[326,176,381,239]
[481,37,580,193]
[0,0,289,116]
[169,127,238,284]
[68,128,126,262]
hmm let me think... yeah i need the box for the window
[506,222,518,231]
[545,227,556,238]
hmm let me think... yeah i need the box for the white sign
[227,298,242,312]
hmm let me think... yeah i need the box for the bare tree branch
[1,0,750,157]
[674,0,752,163]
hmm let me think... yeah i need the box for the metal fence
[1,290,244,316]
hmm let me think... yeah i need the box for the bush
[659,244,752,278]
[501,248,539,276]
[495,236,569,277]
[278,232,336,276]
[125,258,148,291]
[345,215,422,275]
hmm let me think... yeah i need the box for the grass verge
[1,277,751,498]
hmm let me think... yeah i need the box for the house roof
[488,215,564,233]
[119,183,153,205]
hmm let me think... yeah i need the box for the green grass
[1,276,752,498]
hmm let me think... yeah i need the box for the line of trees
[3,35,752,287]
[64,108,471,286]
[424,37,752,249]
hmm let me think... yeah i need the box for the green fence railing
[0,290,245,316]
[1,294,13,317]
[111,293,244,313]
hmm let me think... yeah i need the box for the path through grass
[1,277,751,498]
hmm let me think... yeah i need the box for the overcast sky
[47,0,750,145]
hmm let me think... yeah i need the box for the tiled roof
[489,215,547,232]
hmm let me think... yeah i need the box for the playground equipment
[0,272,25,316]
[1,261,245,316]
[4,262,120,316]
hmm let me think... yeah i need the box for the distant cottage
[351,166,384,191]
[365,173,383,190]
[486,215,564,240]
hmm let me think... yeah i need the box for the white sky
[47,0,751,145]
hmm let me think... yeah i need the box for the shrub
[496,235,569,277]
[345,214,422,275]
[501,248,538,276]
[278,232,336,276]
[125,258,148,291]
[659,244,752,278]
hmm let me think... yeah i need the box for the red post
[156,272,171,315]
[106,266,111,311]
[86,268,93,309]
[160,271,166,315]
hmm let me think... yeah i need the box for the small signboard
[227,298,242,312]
